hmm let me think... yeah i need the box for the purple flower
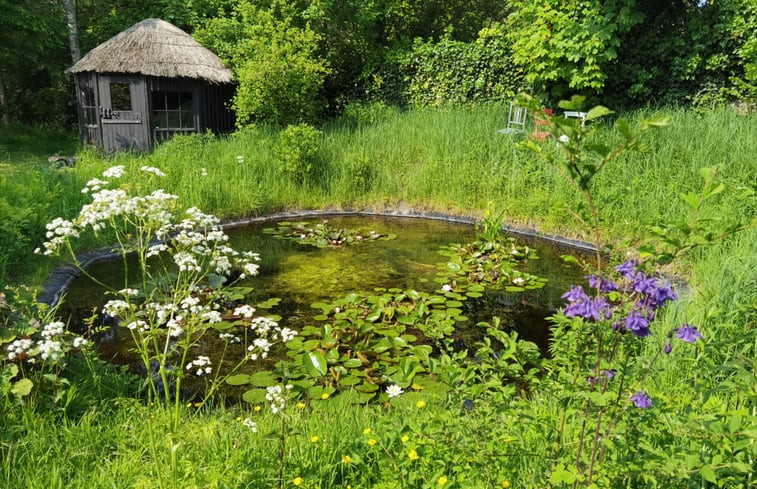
[676,324,703,343]
[615,260,637,278]
[565,296,610,322]
[633,273,658,295]
[601,369,616,379]
[624,308,651,337]
[561,285,589,302]
[664,341,672,354]
[586,275,619,293]
[630,390,652,408]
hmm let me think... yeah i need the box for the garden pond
[59,215,588,397]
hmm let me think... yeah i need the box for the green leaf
[641,114,671,128]
[11,378,33,397]
[226,374,251,386]
[242,388,267,404]
[585,105,613,121]
[681,192,700,209]
[248,371,277,387]
[303,351,328,377]
[700,466,717,484]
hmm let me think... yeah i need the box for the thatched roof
[68,18,233,84]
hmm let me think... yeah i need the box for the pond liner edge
[38,209,597,307]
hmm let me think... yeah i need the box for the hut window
[110,83,132,111]
[79,85,97,125]
[152,91,194,129]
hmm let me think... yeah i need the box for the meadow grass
[1,104,755,487]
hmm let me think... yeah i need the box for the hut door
[98,75,150,152]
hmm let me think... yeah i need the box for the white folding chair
[497,103,528,135]
[564,111,588,127]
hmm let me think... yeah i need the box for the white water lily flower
[386,384,404,398]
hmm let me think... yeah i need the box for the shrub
[274,123,323,184]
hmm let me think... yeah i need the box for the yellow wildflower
[416,400,426,409]
[438,476,448,486]
[501,480,510,488]
[254,405,261,412]
[310,436,319,443]
[342,455,351,464]
[193,402,202,407]
[401,435,410,443]
[236,416,242,421]
[408,449,419,461]
[367,438,377,446]
[293,476,303,486]
[321,392,330,400]
[296,402,306,409]
[363,428,371,435]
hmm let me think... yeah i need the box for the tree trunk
[0,68,8,124]
[62,0,81,64]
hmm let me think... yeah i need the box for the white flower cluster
[126,320,149,332]
[265,384,292,414]
[219,333,241,343]
[5,321,89,364]
[186,355,212,376]
[244,316,297,360]
[233,305,255,318]
[103,300,131,318]
[102,165,125,178]
[140,165,166,177]
[118,288,140,297]
[6,338,33,360]
[242,418,257,432]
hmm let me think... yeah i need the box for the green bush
[402,24,525,107]
[274,123,323,184]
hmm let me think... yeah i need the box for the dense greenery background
[0,0,755,126]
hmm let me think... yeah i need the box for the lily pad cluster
[230,288,468,403]
[437,235,546,292]
[263,221,396,247]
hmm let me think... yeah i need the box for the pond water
[61,215,586,379]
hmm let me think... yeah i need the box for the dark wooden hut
[67,18,235,153]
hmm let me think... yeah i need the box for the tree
[196,1,329,126]
[507,0,642,101]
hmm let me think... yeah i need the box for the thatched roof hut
[68,18,235,152]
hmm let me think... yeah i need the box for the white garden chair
[497,102,528,135]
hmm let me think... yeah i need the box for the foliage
[403,24,525,107]
[605,0,757,108]
[196,1,329,126]
[517,94,754,486]
[263,220,396,247]
[507,0,643,100]
[436,206,546,293]
[33,165,294,430]
[273,123,324,183]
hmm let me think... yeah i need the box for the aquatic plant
[263,220,396,247]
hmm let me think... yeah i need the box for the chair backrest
[508,103,527,128]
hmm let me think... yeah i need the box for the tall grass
[1,104,755,488]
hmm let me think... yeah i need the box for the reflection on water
[62,216,586,374]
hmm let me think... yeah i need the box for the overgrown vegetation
[1,100,755,487]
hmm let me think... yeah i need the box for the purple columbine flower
[561,285,589,302]
[633,273,659,295]
[625,308,651,337]
[586,275,619,293]
[615,260,637,278]
[676,324,704,343]
[630,390,652,408]
[565,296,609,322]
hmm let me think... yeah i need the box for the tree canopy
[0,0,754,126]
